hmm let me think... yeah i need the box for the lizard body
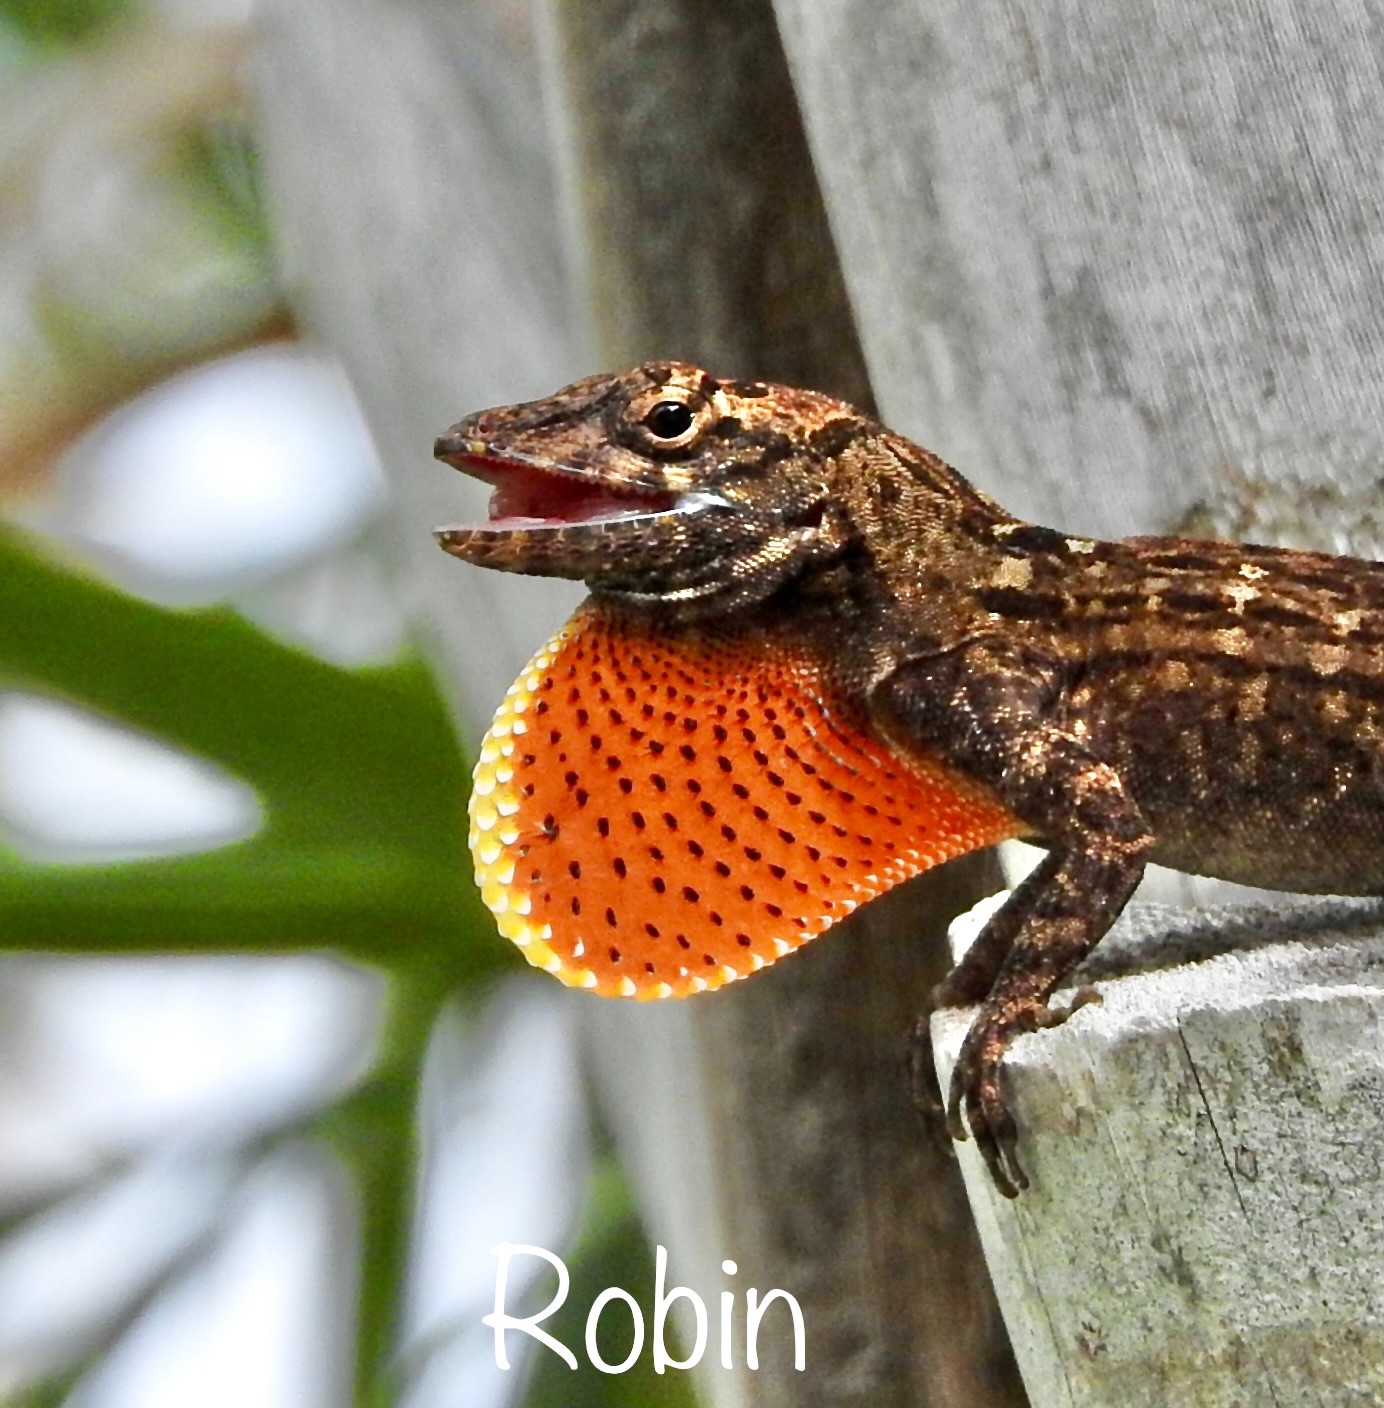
[435,361,1384,1196]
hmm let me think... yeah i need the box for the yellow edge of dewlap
[469,622,581,984]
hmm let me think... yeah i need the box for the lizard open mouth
[433,430,735,589]
[435,442,678,533]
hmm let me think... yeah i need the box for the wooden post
[543,3,1026,1404]
[771,0,1384,1400]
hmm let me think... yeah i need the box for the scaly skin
[435,360,1384,1197]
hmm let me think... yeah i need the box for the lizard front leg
[905,849,1055,1131]
[878,642,1154,1196]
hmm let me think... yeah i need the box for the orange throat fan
[469,604,1020,999]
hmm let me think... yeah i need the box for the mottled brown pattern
[436,361,1384,1197]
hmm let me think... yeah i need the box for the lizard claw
[946,1038,1028,1198]
[944,1007,1040,1199]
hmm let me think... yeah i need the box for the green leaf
[0,525,507,976]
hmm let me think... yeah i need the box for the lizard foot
[910,959,1007,1139]
[946,987,1102,1197]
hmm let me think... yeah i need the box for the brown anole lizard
[435,361,1384,1197]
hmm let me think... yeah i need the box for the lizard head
[435,361,868,614]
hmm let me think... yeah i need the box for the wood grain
[770,1,1384,1399]
[773,0,1384,551]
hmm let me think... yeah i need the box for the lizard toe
[968,1063,1027,1197]
[1033,982,1103,1030]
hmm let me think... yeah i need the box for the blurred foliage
[0,3,285,505]
[0,529,483,960]
[185,116,273,254]
[0,5,700,1405]
[0,523,503,1403]
[0,0,127,50]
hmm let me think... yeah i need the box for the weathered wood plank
[541,0,872,405]
[771,0,1384,1399]
[936,897,1384,1406]
[773,0,1384,545]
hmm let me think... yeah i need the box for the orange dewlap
[469,604,1021,999]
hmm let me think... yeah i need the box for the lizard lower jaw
[436,505,678,549]
[434,489,735,579]
[434,498,687,571]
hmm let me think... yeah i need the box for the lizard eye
[643,400,696,441]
